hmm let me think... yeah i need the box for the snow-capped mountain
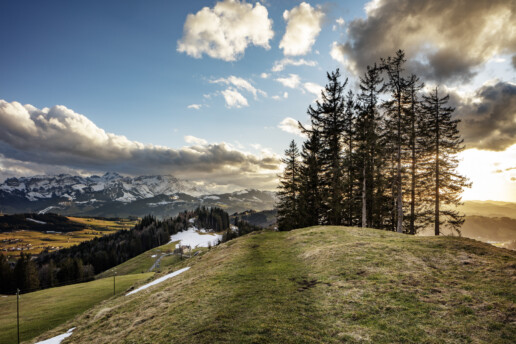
[0,172,206,202]
[0,173,276,217]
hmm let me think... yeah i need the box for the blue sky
[0,0,515,200]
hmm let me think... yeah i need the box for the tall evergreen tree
[356,64,385,228]
[298,128,322,227]
[277,140,301,231]
[381,50,409,233]
[307,69,348,225]
[421,87,470,235]
[403,74,426,234]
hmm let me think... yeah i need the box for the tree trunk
[396,88,403,233]
[434,96,440,236]
[362,165,367,227]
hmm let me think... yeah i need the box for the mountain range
[0,173,276,218]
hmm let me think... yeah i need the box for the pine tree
[356,64,385,228]
[342,90,358,226]
[403,74,425,234]
[421,87,471,235]
[381,50,409,233]
[298,128,322,227]
[277,140,301,231]
[307,69,348,225]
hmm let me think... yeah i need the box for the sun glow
[457,144,516,202]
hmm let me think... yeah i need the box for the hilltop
[31,226,515,344]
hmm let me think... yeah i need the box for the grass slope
[31,226,516,344]
[0,273,153,344]
[95,240,181,279]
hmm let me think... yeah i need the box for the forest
[0,206,259,294]
[277,50,470,235]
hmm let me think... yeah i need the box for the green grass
[95,241,182,279]
[29,226,516,343]
[0,273,153,344]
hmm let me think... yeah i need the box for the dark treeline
[277,50,470,235]
[0,206,253,294]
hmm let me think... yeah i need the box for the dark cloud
[332,0,516,82]
[454,82,516,151]
[0,100,281,189]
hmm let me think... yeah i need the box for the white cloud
[260,72,270,79]
[177,0,274,61]
[187,104,202,110]
[278,117,306,137]
[283,92,288,98]
[333,17,345,31]
[304,82,324,101]
[184,135,208,145]
[271,58,317,72]
[330,41,357,75]
[0,100,280,188]
[275,74,301,89]
[221,88,249,108]
[272,95,281,100]
[279,2,324,56]
[212,75,266,99]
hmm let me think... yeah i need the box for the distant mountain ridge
[0,173,276,217]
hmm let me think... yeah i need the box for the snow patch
[116,192,136,203]
[147,201,172,207]
[169,228,222,248]
[126,267,190,296]
[27,218,47,225]
[38,206,58,215]
[203,195,220,200]
[35,327,75,344]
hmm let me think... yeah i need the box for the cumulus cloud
[332,17,345,31]
[184,135,208,145]
[279,2,324,56]
[271,58,317,72]
[453,81,516,151]
[177,0,274,61]
[211,75,266,99]
[260,72,270,79]
[187,104,202,110]
[304,82,324,99]
[275,74,301,89]
[332,0,516,82]
[278,117,305,137]
[221,88,249,108]
[0,100,280,188]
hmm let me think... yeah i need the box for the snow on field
[38,206,58,215]
[169,228,222,248]
[27,218,47,225]
[151,254,157,258]
[126,267,190,296]
[35,327,75,344]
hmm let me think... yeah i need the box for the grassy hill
[0,273,153,344]
[28,226,516,343]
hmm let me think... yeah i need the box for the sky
[0,0,515,201]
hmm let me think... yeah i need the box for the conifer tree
[403,74,426,234]
[277,140,301,231]
[381,50,409,233]
[356,64,385,228]
[298,128,322,227]
[307,69,348,225]
[421,87,470,235]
